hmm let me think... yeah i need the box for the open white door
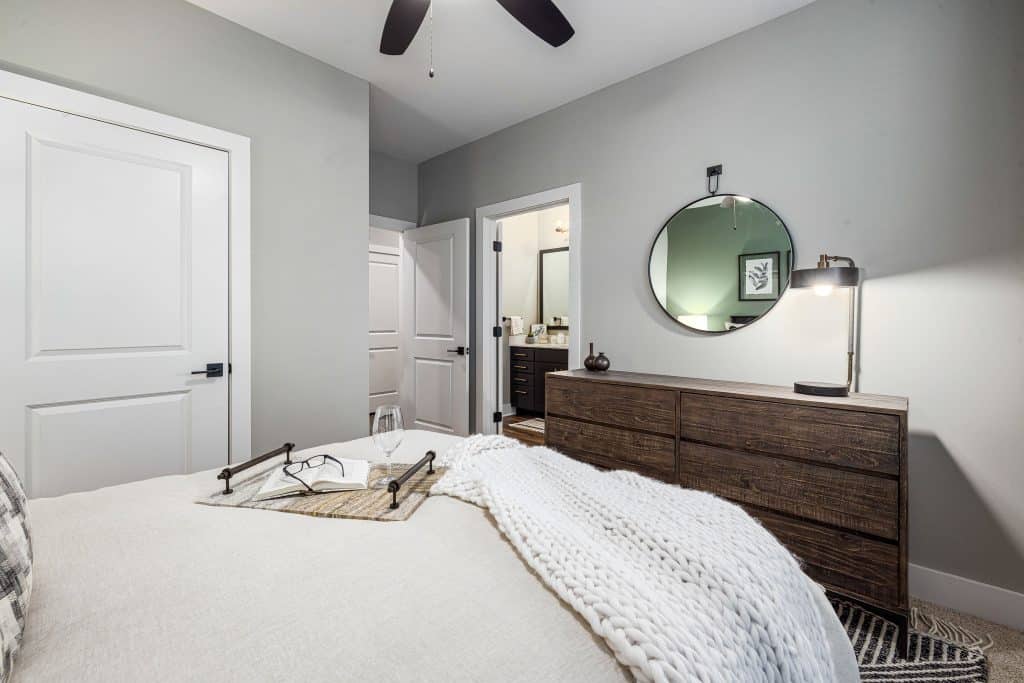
[400,219,470,435]
[368,227,402,414]
[0,97,229,498]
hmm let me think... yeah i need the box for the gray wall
[0,0,370,453]
[420,0,1024,592]
[370,151,418,223]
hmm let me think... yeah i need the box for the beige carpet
[913,599,1024,682]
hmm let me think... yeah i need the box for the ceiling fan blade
[494,0,575,47]
[380,0,431,55]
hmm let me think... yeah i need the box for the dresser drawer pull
[512,353,529,358]
[514,390,528,395]
[514,377,528,383]
[513,364,529,370]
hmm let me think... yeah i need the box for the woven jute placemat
[196,462,445,522]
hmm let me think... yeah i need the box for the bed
[16,431,858,682]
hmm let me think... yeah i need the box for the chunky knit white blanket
[433,435,835,683]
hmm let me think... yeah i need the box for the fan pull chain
[428,2,435,78]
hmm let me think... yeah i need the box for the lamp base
[794,381,849,397]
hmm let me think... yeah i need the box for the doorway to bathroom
[475,184,582,436]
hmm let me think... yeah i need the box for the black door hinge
[492,326,502,338]
[492,240,502,252]
[493,411,503,424]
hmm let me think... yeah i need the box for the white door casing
[369,227,402,413]
[475,184,583,433]
[0,97,230,497]
[400,219,470,435]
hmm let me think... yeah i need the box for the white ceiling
[188,0,813,163]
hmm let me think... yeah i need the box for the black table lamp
[790,254,862,397]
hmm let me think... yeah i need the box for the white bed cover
[18,431,857,682]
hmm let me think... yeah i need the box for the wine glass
[372,404,404,489]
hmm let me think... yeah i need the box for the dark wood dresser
[509,346,568,414]
[545,369,909,647]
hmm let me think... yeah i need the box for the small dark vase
[583,342,598,371]
[593,352,611,372]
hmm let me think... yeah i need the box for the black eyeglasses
[282,454,344,493]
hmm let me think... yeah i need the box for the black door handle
[446,346,469,356]
[191,363,224,378]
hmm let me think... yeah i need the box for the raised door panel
[369,226,400,255]
[27,393,191,498]
[369,348,401,411]
[412,358,456,432]
[546,376,676,436]
[678,441,899,539]
[680,393,900,475]
[369,257,400,339]
[29,137,190,356]
[412,236,454,339]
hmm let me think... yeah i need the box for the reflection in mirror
[649,195,792,333]
[540,247,569,328]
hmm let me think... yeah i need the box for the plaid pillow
[0,453,31,683]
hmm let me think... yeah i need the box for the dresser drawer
[511,385,535,411]
[546,376,676,436]
[678,441,898,539]
[747,506,902,608]
[680,394,900,475]
[547,416,675,481]
[510,359,534,373]
[509,371,534,387]
[509,347,534,362]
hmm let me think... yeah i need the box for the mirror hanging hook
[706,164,722,195]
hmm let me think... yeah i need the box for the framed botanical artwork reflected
[738,251,780,301]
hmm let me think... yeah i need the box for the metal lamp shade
[790,265,861,289]
[790,259,862,398]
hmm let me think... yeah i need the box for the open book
[255,457,370,501]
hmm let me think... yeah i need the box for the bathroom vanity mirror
[648,195,792,333]
[539,247,569,329]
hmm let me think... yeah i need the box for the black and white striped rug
[834,599,989,682]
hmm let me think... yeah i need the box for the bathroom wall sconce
[790,254,862,397]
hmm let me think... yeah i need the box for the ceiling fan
[380,0,575,56]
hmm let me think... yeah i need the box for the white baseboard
[502,403,514,416]
[910,563,1024,630]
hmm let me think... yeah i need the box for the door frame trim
[370,214,416,233]
[474,183,582,434]
[0,68,253,464]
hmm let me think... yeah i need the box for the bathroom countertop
[509,342,570,350]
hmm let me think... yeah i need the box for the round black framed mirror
[648,194,793,333]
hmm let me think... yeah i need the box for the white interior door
[369,227,402,414]
[400,219,470,435]
[0,97,230,498]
